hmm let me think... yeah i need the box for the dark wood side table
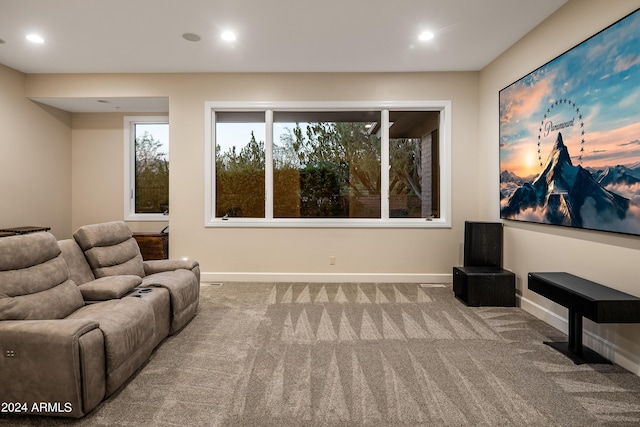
[132,232,169,260]
[0,226,51,235]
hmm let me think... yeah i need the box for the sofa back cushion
[58,239,96,285]
[0,233,85,320]
[73,221,145,278]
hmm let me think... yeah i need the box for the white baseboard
[201,272,452,284]
[519,295,568,333]
[520,295,640,375]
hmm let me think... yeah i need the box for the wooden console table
[132,232,169,260]
[528,272,640,364]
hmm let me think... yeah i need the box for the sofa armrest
[78,275,142,301]
[0,318,98,340]
[0,319,105,417]
[143,259,199,275]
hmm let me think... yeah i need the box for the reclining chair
[70,221,200,334]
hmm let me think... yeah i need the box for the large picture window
[205,102,450,227]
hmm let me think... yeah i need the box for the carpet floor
[3,282,640,426]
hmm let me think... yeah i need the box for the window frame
[204,101,451,228]
[124,115,170,222]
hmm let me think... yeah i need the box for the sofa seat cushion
[67,298,156,395]
[0,233,85,320]
[127,287,171,347]
[141,270,199,333]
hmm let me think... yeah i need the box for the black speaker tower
[454,221,514,307]
[463,221,504,268]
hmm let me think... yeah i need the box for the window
[205,102,450,227]
[124,116,169,221]
[215,112,266,218]
[388,111,440,219]
[273,111,381,219]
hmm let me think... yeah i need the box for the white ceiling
[0,0,567,111]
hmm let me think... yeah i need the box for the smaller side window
[124,116,169,221]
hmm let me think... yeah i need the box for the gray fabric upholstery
[142,269,200,333]
[73,220,134,250]
[0,319,103,418]
[73,221,145,278]
[0,233,84,320]
[127,287,171,348]
[0,231,62,271]
[78,275,142,301]
[59,238,96,285]
[0,224,200,418]
[72,221,200,335]
[144,259,201,282]
[68,299,156,394]
[67,223,200,337]
[0,232,110,417]
[0,280,85,321]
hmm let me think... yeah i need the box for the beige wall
[70,113,168,233]
[0,64,72,238]
[25,72,480,279]
[71,113,125,230]
[479,0,640,372]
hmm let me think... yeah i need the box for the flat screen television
[499,8,640,236]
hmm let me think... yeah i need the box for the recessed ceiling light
[182,33,201,42]
[419,31,434,41]
[221,31,236,42]
[26,34,44,43]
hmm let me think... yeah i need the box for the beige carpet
[4,282,640,426]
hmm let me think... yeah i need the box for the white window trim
[124,115,170,222]
[204,101,451,228]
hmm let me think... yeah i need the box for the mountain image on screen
[501,133,632,230]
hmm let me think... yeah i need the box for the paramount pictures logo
[543,117,575,137]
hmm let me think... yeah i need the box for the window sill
[205,218,450,228]
[125,214,169,222]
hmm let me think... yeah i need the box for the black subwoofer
[453,266,515,307]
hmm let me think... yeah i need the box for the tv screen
[499,8,640,236]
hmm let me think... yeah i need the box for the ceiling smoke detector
[182,33,201,42]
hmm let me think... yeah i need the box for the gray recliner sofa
[0,222,200,418]
[69,221,200,334]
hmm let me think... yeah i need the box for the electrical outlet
[329,256,336,265]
